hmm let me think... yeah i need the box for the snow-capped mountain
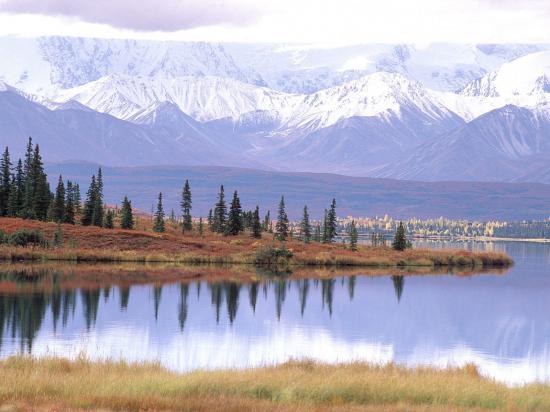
[4,36,550,183]
[375,105,550,182]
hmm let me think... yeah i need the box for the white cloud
[0,0,548,44]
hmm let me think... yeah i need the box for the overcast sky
[0,0,548,45]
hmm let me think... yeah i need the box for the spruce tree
[64,181,75,224]
[7,159,23,217]
[21,137,34,219]
[226,190,243,236]
[104,209,114,229]
[349,220,358,251]
[207,209,213,231]
[392,221,408,251]
[322,209,328,243]
[314,222,321,242]
[120,196,134,230]
[181,179,192,232]
[252,205,262,239]
[275,195,289,242]
[212,185,226,233]
[73,183,82,215]
[263,210,271,232]
[300,205,311,243]
[81,175,96,226]
[198,217,204,236]
[0,147,11,216]
[31,145,51,221]
[52,175,66,223]
[92,168,104,227]
[153,192,165,233]
[326,198,337,243]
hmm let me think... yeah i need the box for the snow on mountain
[374,105,550,182]
[50,74,298,122]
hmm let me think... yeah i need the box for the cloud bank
[0,0,260,31]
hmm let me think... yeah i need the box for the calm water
[1,241,549,385]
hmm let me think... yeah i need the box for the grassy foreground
[0,357,548,411]
[0,218,512,268]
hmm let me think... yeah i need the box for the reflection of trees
[81,288,100,330]
[225,283,241,324]
[119,286,130,310]
[248,283,258,313]
[153,285,163,321]
[347,276,356,300]
[178,283,189,331]
[299,279,309,317]
[321,279,335,316]
[392,276,405,302]
[274,280,286,320]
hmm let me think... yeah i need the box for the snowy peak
[461,51,550,98]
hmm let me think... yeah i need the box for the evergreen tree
[104,209,114,229]
[181,179,192,232]
[314,222,321,242]
[322,209,328,243]
[207,209,213,231]
[31,145,51,221]
[226,190,243,236]
[64,181,75,224]
[392,221,408,251]
[7,159,24,217]
[251,205,262,239]
[275,196,289,242]
[52,175,66,223]
[263,210,271,232]
[326,198,337,243]
[212,185,227,233]
[198,217,204,236]
[349,220,358,251]
[120,196,134,230]
[300,205,311,243]
[73,183,82,215]
[92,168,104,227]
[21,137,34,219]
[153,192,165,233]
[0,147,11,216]
[81,175,96,226]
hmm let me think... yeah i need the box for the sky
[0,0,548,45]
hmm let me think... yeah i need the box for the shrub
[8,229,48,248]
[255,245,293,266]
[0,230,6,244]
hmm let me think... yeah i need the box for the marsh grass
[0,357,548,411]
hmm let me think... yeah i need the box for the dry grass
[0,218,513,268]
[0,357,548,411]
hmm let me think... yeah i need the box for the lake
[0,241,549,385]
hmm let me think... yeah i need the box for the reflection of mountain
[0,244,549,385]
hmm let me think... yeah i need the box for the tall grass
[0,357,548,411]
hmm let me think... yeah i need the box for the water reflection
[0,241,549,386]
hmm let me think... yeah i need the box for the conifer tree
[73,183,82,215]
[104,209,114,229]
[52,175,65,223]
[198,217,204,236]
[314,222,321,242]
[31,145,51,221]
[263,210,271,232]
[0,147,11,216]
[349,220,358,251]
[153,192,165,233]
[7,159,23,217]
[300,205,311,243]
[275,195,289,242]
[120,196,134,230]
[326,198,337,243]
[207,209,213,231]
[392,221,408,251]
[181,179,192,232]
[252,205,262,239]
[322,209,328,243]
[212,185,226,233]
[92,168,104,227]
[81,175,96,226]
[226,190,243,236]
[64,181,75,224]
[21,137,35,219]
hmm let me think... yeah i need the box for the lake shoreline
[0,357,548,411]
[0,218,513,269]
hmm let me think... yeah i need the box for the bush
[0,230,6,244]
[8,229,48,248]
[255,245,293,266]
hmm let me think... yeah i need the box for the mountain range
[2,36,550,183]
